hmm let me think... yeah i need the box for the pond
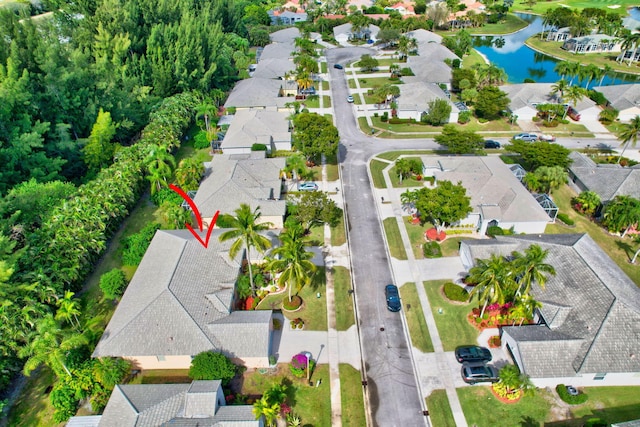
[472,13,640,86]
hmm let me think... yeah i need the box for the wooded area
[0,0,267,406]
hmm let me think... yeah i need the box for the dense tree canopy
[434,124,483,154]
[292,112,340,161]
[402,181,472,230]
[505,140,572,170]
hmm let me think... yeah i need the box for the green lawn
[240,364,331,427]
[358,117,374,135]
[370,116,518,135]
[322,81,329,91]
[7,368,62,427]
[388,165,426,188]
[403,216,428,259]
[331,215,347,247]
[357,76,402,89]
[546,185,640,286]
[438,13,528,36]
[565,386,640,426]
[257,268,328,331]
[464,48,488,69]
[426,390,456,427]
[370,159,389,189]
[129,369,191,384]
[383,217,408,260]
[321,62,327,73]
[399,283,434,352]
[457,386,553,427]
[424,280,478,351]
[333,267,355,331]
[526,36,640,76]
[511,0,638,15]
[376,151,435,161]
[339,364,367,427]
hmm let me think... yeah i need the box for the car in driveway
[297,182,318,191]
[567,106,581,121]
[333,63,343,69]
[514,133,538,142]
[484,140,501,149]
[385,284,401,312]
[455,346,492,363]
[461,362,499,384]
[347,95,354,103]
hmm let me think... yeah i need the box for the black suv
[455,346,492,363]
[484,140,501,149]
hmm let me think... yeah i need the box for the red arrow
[169,184,219,248]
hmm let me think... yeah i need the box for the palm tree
[389,63,400,78]
[536,166,568,194]
[511,244,556,297]
[602,195,640,237]
[219,204,273,295]
[550,79,569,103]
[583,64,602,90]
[512,293,542,326]
[267,223,316,303]
[468,254,516,317]
[145,145,176,194]
[18,314,88,377]
[397,35,417,61]
[598,64,613,87]
[553,61,576,82]
[616,115,640,163]
[562,85,587,119]
[574,190,601,216]
[498,364,535,396]
[174,158,204,191]
[295,70,313,93]
[619,33,640,66]
[55,291,82,330]
[253,396,280,427]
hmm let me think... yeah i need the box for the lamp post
[304,352,312,385]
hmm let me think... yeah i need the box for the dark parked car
[333,63,344,69]
[567,106,581,121]
[385,284,401,312]
[514,133,538,142]
[484,140,501,149]
[461,362,499,384]
[455,346,492,363]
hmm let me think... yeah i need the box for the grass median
[340,364,367,427]
[333,266,355,331]
[383,217,408,260]
[399,282,434,352]
[426,390,456,427]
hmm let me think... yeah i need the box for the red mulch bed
[425,228,447,241]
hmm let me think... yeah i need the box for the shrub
[400,67,414,76]
[251,143,267,151]
[423,241,442,258]
[523,78,535,83]
[50,383,78,423]
[443,282,468,302]
[100,269,128,299]
[457,110,471,124]
[598,108,618,124]
[486,225,504,237]
[556,384,588,404]
[121,223,161,266]
[532,116,541,122]
[193,130,210,149]
[289,353,312,378]
[189,351,237,385]
[269,355,277,366]
[556,213,574,226]
[381,112,389,122]
[451,58,461,69]
[588,90,607,106]
[151,187,183,206]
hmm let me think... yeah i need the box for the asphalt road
[327,47,432,427]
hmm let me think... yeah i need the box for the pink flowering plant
[289,353,308,377]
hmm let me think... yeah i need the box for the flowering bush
[289,353,308,377]
[492,382,521,401]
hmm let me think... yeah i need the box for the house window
[594,373,606,380]
[157,355,166,362]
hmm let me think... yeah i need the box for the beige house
[220,109,292,155]
[593,84,640,122]
[193,152,287,229]
[93,229,278,370]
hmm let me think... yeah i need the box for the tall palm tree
[219,204,273,295]
[511,244,556,297]
[267,223,316,303]
[145,145,175,194]
[602,195,640,237]
[562,85,587,119]
[468,254,516,317]
[616,115,640,163]
[550,78,569,103]
[598,64,613,87]
[619,33,640,66]
[553,61,576,82]
[18,314,88,377]
[55,291,82,330]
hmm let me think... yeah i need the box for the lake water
[473,13,640,86]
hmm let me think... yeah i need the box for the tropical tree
[530,166,568,194]
[253,395,280,427]
[397,35,418,60]
[616,115,640,163]
[55,291,82,330]
[468,254,517,316]
[598,64,613,87]
[267,222,316,303]
[511,244,556,297]
[18,314,89,377]
[550,79,569,103]
[602,195,640,237]
[174,158,204,191]
[573,190,601,216]
[390,63,400,78]
[563,85,587,118]
[554,61,579,85]
[618,33,640,66]
[219,204,273,294]
[473,63,507,88]
[498,364,535,396]
[145,145,176,194]
[511,294,542,326]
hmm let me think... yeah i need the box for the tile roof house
[260,43,295,61]
[407,29,443,46]
[219,109,292,155]
[396,81,459,123]
[98,380,261,426]
[405,58,453,85]
[269,27,301,44]
[592,84,640,122]
[414,41,459,63]
[224,78,290,111]
[251,58,295,80]
[499,83,600,122]
[460,233,640,385]
[333,23,380,45]
[567,151,640,203]
[417,156,551,234]
[92,229,277,370]
[193,152,287,229]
